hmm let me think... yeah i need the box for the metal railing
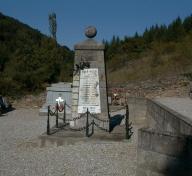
[46,103,133,139]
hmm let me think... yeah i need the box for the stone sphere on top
[85,26,97,38]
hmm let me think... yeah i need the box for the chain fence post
[86,108,89,137]
[47,106,50,135]
[63,101,66,124]
[108,114,111,133]
[125,104,130,139]
[56,103,59,128]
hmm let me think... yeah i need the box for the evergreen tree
[134,32,139,38]
[167,17,185,41]
[183,15,192,32]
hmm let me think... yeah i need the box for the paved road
[0,109,141,176]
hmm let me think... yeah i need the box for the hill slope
[0,12,73,97]
[104,15,192,85]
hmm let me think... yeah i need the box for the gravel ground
[0,109,139,176]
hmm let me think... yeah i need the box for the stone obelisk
[71,26,108,123]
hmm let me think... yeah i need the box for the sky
[1,0,192,49]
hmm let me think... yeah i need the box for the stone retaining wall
[137,128,192,176]
[137,99,192,176]
[147,99,192,135]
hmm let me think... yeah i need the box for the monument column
[71,26,108,121]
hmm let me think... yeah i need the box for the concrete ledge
[151,98,192,127]
[147,99,192,135]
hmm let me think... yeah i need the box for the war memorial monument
[40,26,121,134]
[40,26,109,123]
[71,26,109,125]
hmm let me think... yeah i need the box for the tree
[134,32,139,38]
[183,15,192,32]
[167,17,185,41]
[0,12,73,96]
[49,12,57,41]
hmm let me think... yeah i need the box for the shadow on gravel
[0,107,15,117]
[109,114,124,132]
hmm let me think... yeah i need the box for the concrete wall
[137,99,192,176]
[137,128,192,176]
[127,97,147,124]
[147,99,192,135]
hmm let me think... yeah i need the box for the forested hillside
[1,12,192,97]
[104,15,192,84]
[0,12,73,97]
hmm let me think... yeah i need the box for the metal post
[56,104,59,128]
[63,101,66,124]
[92,120,94,135]
[86,108,89,137]
[125,104,130,139]
[47,106,50,135]
[104,48,110,119]
[108,114,111,133]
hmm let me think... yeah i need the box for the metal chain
[49,109,57,116]
[65,103,71,109]
[67,126,86,131]
[89,113,109,122]
[48,109,87,122]
[57,107,64,112]
[67,122,93,131]
[65,112,87,122]
[94,122,109,132]
[48,106,126,134]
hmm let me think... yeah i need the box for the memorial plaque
[78,69,101,113]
